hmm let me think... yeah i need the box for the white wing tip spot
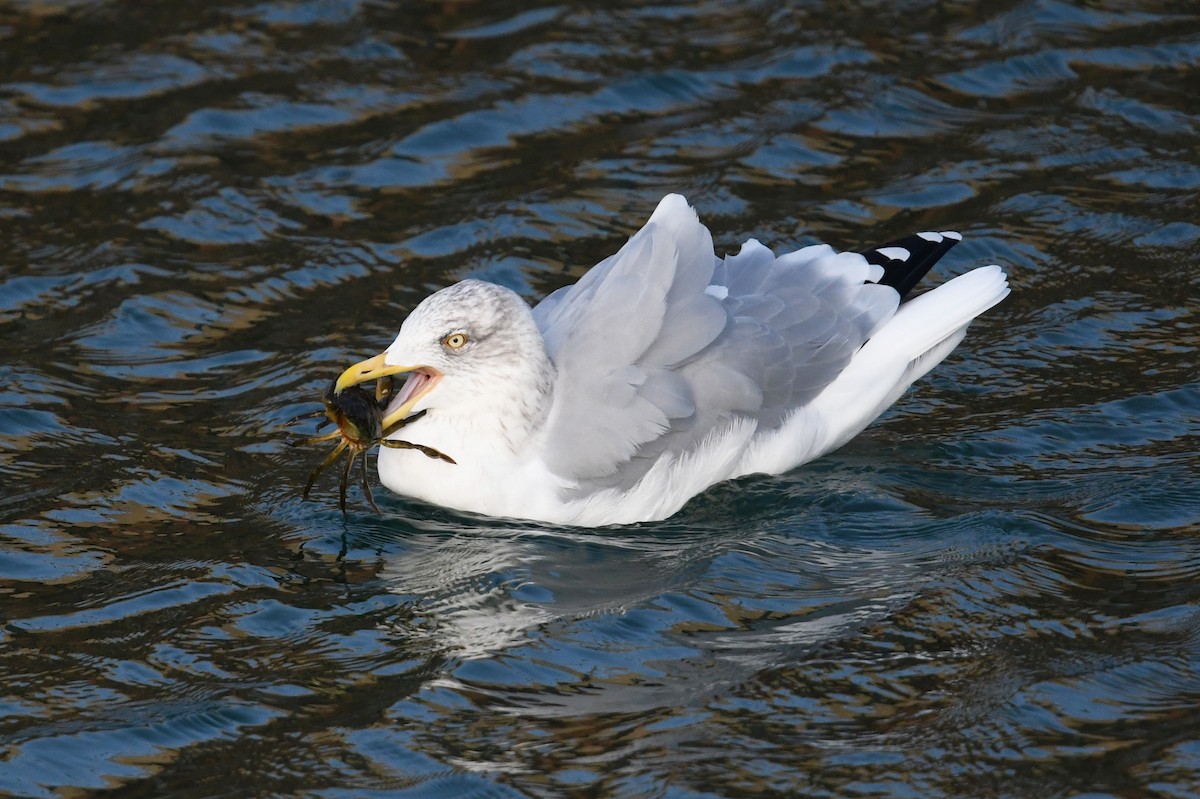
[876,246,910,261]
[941,230,963,241]
[917,231,944,243]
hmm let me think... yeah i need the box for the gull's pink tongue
[386,371,428,416]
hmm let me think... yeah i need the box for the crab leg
[381,439,456,464]
[359,454,380,514]
[291,429,343,447]
[375,375,394,403]
[339,448,359,513]
[380,408,427,437]
[283,409,327,428]
[303,439,348,500]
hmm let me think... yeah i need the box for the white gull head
[379,280,556,450]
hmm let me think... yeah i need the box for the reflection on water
[2,0,1200,796]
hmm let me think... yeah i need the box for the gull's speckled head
[335,279,556,437]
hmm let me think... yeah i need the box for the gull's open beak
[335,352,442,432]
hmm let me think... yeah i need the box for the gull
[334,194,1008,526]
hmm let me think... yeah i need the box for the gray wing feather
[532,195,899,491]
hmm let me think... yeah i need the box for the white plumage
[335,194,1009,526]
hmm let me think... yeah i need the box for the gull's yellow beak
[335,352,407,394]
[335,352,442,432]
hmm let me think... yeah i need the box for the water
[2,0,1199,796]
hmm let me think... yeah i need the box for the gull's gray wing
[530,194,903,492]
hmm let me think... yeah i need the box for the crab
[289,377,455,513]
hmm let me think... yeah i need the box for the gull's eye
[442,332,468,350]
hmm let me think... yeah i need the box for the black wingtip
[861,231,962,300]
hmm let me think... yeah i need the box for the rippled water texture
[2,0,1199,796]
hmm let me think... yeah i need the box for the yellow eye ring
[442,332,468,350]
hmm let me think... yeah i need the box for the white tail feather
[801,265,1009,457]
[881,265,1010,360]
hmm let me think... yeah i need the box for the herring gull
[334,194,1009,526]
